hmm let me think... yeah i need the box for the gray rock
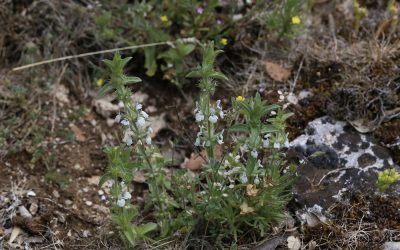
[383,242,400,250]
[289,116,397,209]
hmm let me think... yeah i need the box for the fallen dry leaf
[287,236,301,250]
[131,91,149,104]
[240,202,255,215]
[264,61,291,82]
[52,84,70,104]
[69,123,86,142]
[92,96,119,118]
[246,184,258,197]
[133,170,147,183]
[147,113,167,138]
[181,145,222,171]
[8,227,22,244]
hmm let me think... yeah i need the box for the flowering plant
[99,43,294,247]
[176,42,294,242]
[98,52,175,244]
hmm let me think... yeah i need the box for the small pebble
[52,190,60,198]
[85,201,93,207]
[64,199,73,206]
[27,191,36,197]
[19,206,32,219]
[29,202,39,215]
[82,230,91,238]
[82,187,89,193]
[98,190,104,196]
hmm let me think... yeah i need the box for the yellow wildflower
[235,95,245,102]
[388,2,398,15]
[96,79,104,87]
[240,202,255,215]
[291,16,301,25]
[160,15,169,23]
[246,184,258,197]
[220,38,228,46]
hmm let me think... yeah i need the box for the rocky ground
[1,0,400,249]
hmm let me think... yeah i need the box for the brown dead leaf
[133,170,147,183]
[52,84,70,104]
[181,145,222,171]
[147,113,167,138]
[264,61,291,82]
[92,96,118,118]
[69,123,86,142]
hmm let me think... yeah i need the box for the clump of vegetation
[255,0,305,38]
[99,43,294,247]
[376,168,400,192]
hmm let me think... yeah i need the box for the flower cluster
[194,99,225,147]
[116,182,132,207]
[117,102,153,147]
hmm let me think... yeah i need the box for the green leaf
[186,70,202,78]
[178,43,195,56]
[123,229,137,246]
[262,104,280,115]
[281,112,294,121]
[261,124,279,133]
[136,222,157,235]
[98,83,114,97]
[98,173,111,187]
[229,124,249,133]
[210,71,228,81]
[144,47,157,77]
[123,76,142,85]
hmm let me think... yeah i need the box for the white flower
[273,142,281,149]
[136,116,146,127]
[145,136,152,145]
[229,184,235,189]
[240,173,248,183]
[121,119,130,126]
[147,127,153,135]
[263,139,270,148]
[251,149,258,158]
[299,159,305,164]
[241,144,249,152]
[214,182,222,187]
[195,111,204,122]
[209,115,218,123]
[140,111,149,119]
[254,176,260,185]
[219,110,224,119]
[123,192,131,200]
[222,193,228,197]
[216,100,222,109]
[115,114,121,123]
[224,160,230,167]
[284,139,290,148]
[126,136,133,146]
[194,137,201,146]
[210,107,216,115]
[117,199,126,207]
[234,155,240,162]
[217,132,224,144]
[136,103,142,110]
